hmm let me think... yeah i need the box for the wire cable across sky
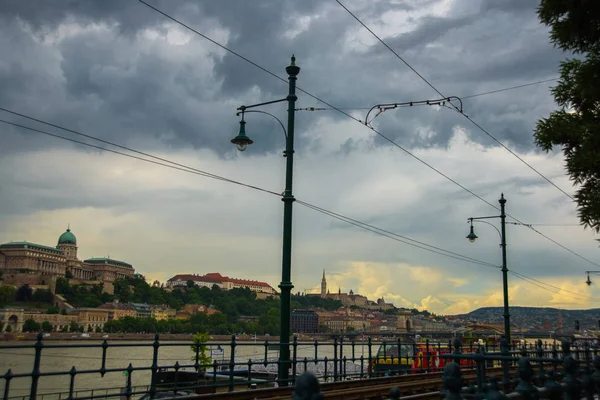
[135,0,598,270]
[334,0,575,203]
[1,110,596,302]
[0,114,495,269]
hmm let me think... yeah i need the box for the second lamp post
[466,193,510,343]
[230,55,300,386]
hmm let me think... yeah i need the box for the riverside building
[0,227,135,294]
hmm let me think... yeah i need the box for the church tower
[320,269,327,298]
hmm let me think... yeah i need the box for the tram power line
[1,111,595,303]
[135,0,599,270]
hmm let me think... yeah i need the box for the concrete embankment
[0,332,301,341]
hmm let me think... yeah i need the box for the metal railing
[436,338,600,400]
[0,334,588,400]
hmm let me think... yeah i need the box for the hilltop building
[309,270,395,310]
[0,227,135,294]
[166,272,277,295]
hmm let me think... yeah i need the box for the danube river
[0,340,370,399]
[1,337,557,399]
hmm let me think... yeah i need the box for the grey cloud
[480,0,540,13]
[0,0,569,158]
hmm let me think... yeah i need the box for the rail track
[191,366,517,400]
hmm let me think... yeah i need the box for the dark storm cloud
[0,0,567,156]
[0,0,171,34]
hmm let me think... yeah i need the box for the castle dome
[58,228,77,245]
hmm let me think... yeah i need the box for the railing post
[149,333,159,398]
[515,358,539,400]
[228,335,236,392]
[292,336,298,384]
[474,346,486,396]
[67,367,76,400]
[29,332,44,400]
[339,336,344,380]
[3,369,13,400]
[442,361,463,400]
[485,376,507,400]
[453,338,462,356]
[333,336,338,381]
[125,363,133,400]
[397,338,403,375]
[291,372,322,400]
[543,371,562,400]
[592,355,600,397]
[367,337,372,378]
[500,338,510,393]
[562,354,581,400]
[425,339,430,373]
[536,339,545,385]
[582,341,594,400]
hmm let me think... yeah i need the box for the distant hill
[453,307,600,331]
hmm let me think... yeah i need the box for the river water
[0,340,372,399]
[1,338,558,399]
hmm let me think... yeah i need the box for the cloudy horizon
[1,0,599,315]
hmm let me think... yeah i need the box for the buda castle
[0,227,135,294]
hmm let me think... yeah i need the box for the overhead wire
[333,0,575,203]
[509,271,600,302]
[297,78,561,111]
[295,200,499,268]
[2,112,597,302]
[332,1,600,269]
[6,1,591,295]
[133,0,600,273]
[137,0,598,270]
[0,114,495,269]
[0,117,281,197]
[461,78,559,100]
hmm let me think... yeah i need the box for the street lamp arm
[363,96,463,127]
[236,110,287,139]
[469,215,502,221]
[470,219,502,242]
[237,97,288,111]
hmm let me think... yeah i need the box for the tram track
[193,366,517,400]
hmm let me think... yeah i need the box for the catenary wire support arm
[363,96,463,127]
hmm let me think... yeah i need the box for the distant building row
[166,273,277,295]
[289,308,444,334]
[0,228,135,294]
[0,301,220,333]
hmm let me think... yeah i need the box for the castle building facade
[0,228,135,294]
[312,270,395,310]
[166,272,277,295]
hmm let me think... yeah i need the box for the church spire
[320,269,327,298]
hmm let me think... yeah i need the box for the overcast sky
[1,0,599,315]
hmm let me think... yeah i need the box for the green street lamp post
[466,193,510,343]
[230,55,300,386]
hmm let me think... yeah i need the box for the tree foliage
[0,286,15,305]
[57,278,113,308]
[22,319,41,332]
[535,1,600,235]
[190,332,212,371]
